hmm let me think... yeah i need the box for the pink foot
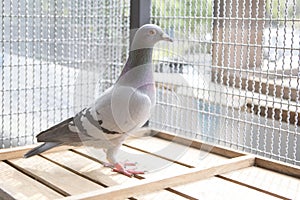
[112,163,144,177]
[122,160,138,167]
[103,162,113,168]
[102,161,137,168]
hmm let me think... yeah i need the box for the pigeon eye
[149,29,156,35]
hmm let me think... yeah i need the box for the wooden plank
[134,189,191,200]
[0,188,15,200]
[42,150,135,187]
[1,131,299,199]
[221,166,300,200]
[152,130,300,178]
[124,136,228,169]
[152,130,245,158]
[126,136,299,199]
[173,176,282,200]
[72,143,199,199]
[62,155,255,200]
[255,157,300,179]
[8,155,104,196]
[73,145,188,179]
[0,144,74,161]
[0,161,63,200]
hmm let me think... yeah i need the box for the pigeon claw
[123,160,138,167]
[112,163,144,177]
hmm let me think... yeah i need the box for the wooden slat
[72,142,199,199]
[0,131,299,200]
[126,135,300,199]
[73,145,188,179]
[134,189,192,200]
[0,161,63,200]
[124,136,228,169]
[8,155,104,196]
[221,166,300,200]
[0,144,74,161]
[152,130,245,158]
[42,150,135,187]
[62,155,255,200]
[255,157,300,179]
[173,176,282,200]
[152,130,300,178]
[0,188,15,200]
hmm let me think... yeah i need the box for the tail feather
[24,142,60,158]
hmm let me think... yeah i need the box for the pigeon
[24,24,173,177]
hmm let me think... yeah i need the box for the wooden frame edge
[151,129,300,179]
[61,155,255,200]
[255,157,300,179]
[0,188,15,200]
[151,129,245,158]
[0,129,243,161]
[0,144,74,161]
[1,129,299,179]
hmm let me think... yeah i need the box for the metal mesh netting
[0,0,130,147]
[150,0,300,165]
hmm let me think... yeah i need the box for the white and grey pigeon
[24,24,173,177]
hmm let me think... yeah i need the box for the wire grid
[150,0,300,165]
[0,0,130,148]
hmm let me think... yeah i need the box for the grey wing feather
[36,117,86,143]
[24,115,91,158]
[24,142,60,158]
[24,113,94,158]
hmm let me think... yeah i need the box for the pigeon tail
[24,142,61,158]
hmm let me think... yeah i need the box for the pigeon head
[119,24,173,80]
[131,24,173,51]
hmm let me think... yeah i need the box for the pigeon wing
[36,117,89,143]
[94,85,152,135]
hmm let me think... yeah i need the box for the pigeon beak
[161,33,173,42]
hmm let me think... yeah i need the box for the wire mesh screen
[150,0,300,165]
[0,0,130,148]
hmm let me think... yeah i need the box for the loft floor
[0,130,299,200]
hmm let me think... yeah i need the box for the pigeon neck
[120,48,153,76]
[117,47,155,103]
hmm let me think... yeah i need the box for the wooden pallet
[0,130,299,200]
